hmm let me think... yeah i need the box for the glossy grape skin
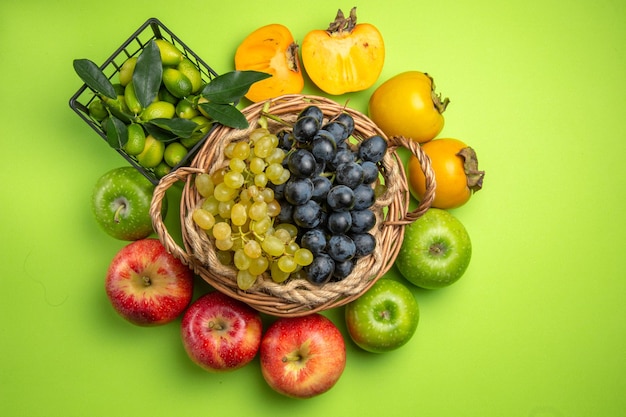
[288,148,317,178]
[293,116,319,143]
[284,177,314,205]
[335,162,364,189]
[360,161,379,184]
[350,209,377,233]
[358,135,388,163]
[353,184,376,210]
[329,148,356,171]
[299,228,327,255]
[327,211,352,234]
[298,105,324,126]
[334,113,355,138]
[327,234,356,262]
[331,259,355,281]
[311,176,332,202]
[310,130,337,163]
[276,200,294,223]
[327,185,355,212]
[322,121,349,144]
[350,232,376,257]
[292,200,323,229]
[304,253,335,285]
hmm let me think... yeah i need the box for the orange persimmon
[235,24,304,102]
[301,7,385,95]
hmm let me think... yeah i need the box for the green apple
[345,279,419,353]
[395,208,471,289]
[91,167,167,240]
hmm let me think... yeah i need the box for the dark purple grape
[292,200,323,228]
[334,113,355,138]
[322,121,349,143]
[335,162,364,189]
[277,130,295,151]
[329,148,356,171]
[360,161,379,184]
[327,211,352,234]
[276,200,293,223]
[304,253,335,285]
[326,185,355,211]
[299,228,327,255]
[311,130,337,163]
[358,135,388,163]
[351,232,376,257]
[284,177,313,205]
[331,259,355,281]
[353,184,375,210]
[293,116,320,143]
[311,176,332,202]
[287,148,317,177]
[298,105,324,126]
[350,209,377,233]
[327,234,356,262]
[270,182,286,200]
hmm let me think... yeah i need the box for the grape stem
[260,111,293,128]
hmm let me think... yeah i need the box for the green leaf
[73,59,117,99]
[200,70,271,104]
[105,116,129,149]
[133,40,162,108]
[198,101,249,129]
[147,118,199,139]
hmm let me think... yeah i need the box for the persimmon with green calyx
[301,7,385,95]
[235,24,304,102]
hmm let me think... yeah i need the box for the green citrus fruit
[124,123,146,156]
[159,87,179,104]
[88,99,108,121]
[118,57,137,86]
[175,97,199,119]
[162,68,192,98]
[154,161,172,179]
[136,135,165,168]
[124,81,142,115]
[164,142,188,167]
[141,101,175,121]
[154,39,183,66]
[177,58,203,93]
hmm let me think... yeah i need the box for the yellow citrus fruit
[177,58,203,93]
[123,123,146,156]
[118,57,137,86]
[141,101,175,121]
[164,142,188,167]
[162,67,193,98]
[136,135,165,168]
[154,39,184,66]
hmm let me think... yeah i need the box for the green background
[1,0,624,416]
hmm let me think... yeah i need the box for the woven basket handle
[150,166,203,266]
[387,135,437,225]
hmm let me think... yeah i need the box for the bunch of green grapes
[191,127,314,290]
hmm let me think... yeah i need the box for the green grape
[274,168,291,185]
[248,201,268,221]
[231,203,248,226]
[265,163,284,182]
[218,200,234,219]
[254,135,274,158]
[243,239,262,259]
[251,216,272,235]
[216,250,233,265]
[231,236,243,251]
[214,182,238,202]
[285,241,299,255]
[261,188,274,203]
[275,223,298,238]
[265,148,285,165]
[267,199,281,217]
[262,235,285,257]
[249,127,270,143]
[248,256,269,275]
[201,196,220,215]
[215,237,234,251]
[211,167,227,185]
[237,269,257,290]
[223,171,245,189]
[270,260,290,283]
[254,173,268,188]
[277,255,298,273]
[192,208,215,230]
[224,142,237,159]
[247,185,260,200]
[213,222,232,240]
[229,157,246,173]
[294,248,314,266]
[234,248,252,270]
[274,228,292,244]
[195,173,214,198]
[232,141,251,160]
[249,157,266,175]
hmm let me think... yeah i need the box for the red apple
[181,291,263,372]
[105,238,193,326]
[260,313,346,399]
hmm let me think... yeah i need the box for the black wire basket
[69,17,219,185]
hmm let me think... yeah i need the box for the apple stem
[113,203,126,224]
[142,276,151,286]
[208,321,224,331]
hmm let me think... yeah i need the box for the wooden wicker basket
[150,94,435,317]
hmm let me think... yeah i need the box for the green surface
[1,1,625,416]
